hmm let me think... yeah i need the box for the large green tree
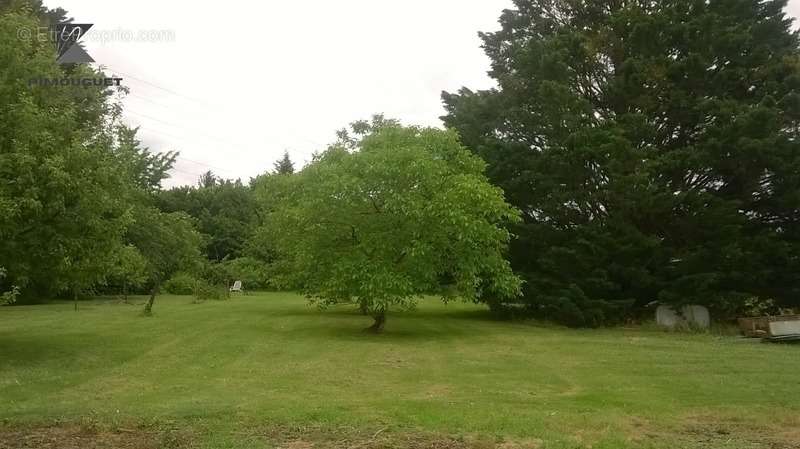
[0,8,129,299]
[0,2,183,301]
[442,0,800,325]
[262,118,521,332]
[126,206,202,315]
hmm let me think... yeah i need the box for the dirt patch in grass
[0,422,540,449]
[2,418,797,449]
[680,413,800,449]
[244,424,542,449]
[622,414,800,449]
[0,423,194,449]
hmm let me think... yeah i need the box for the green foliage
[0,286,20,306]
[157,177,258,261]
[273,151,295,174]
[0,10,131,298]
[163,272,199,295]
[197,170,218,189]
[126,206,203,314]
[442,0,800,325]
[261,118,522,330]
[204,257,270,290]
[114,125,177,193]
[738,297,795,317]
[191,280,227,301]
[114,245,149,287]
[127,207,203,283]
[0,267,20,305]
[248,171,301,273]
[163,272,226,300]
[105,244,149,298]
[0,5,183,302]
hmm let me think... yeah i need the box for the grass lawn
[0,293,798,449]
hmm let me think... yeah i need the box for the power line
[123,111,274,166]
[105,66,326,148]
[129,109,321,162]
[124,108,259,149]
[100,65,217,108]
[124,90,181,110]
[103,66,325,175]
[177,157,238,176]
[124,111,315,179]
[123,107,317,168]
[168,165,207,178]
[130,127,241,176]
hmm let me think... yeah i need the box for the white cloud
[45,0,512,187]
[44,0,800,187]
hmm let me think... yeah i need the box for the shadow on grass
[297,325,472,342]
[266,303,496,322]
[0,331,140,369]
[258,305,500,342]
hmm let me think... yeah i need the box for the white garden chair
[229,280,243,294]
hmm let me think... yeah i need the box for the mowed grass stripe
[1,292,798,448]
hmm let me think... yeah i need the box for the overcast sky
[45,0,800,187]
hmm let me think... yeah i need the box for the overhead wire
[98,64,328,183]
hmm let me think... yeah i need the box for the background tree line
[2,0,799,326]
[442,0,800,326]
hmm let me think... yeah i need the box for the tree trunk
[367,310,386,333]
[73,288,78,311]
[122,279,128,303]
[143,284,159,315]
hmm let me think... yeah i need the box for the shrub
[163,272,197,295]
[739,297,785,317]
[0,267,19,306]
[489,284,633,328]
[202,257,270,290]
[192,280,227,301]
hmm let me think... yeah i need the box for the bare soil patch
[0,423,194,449]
